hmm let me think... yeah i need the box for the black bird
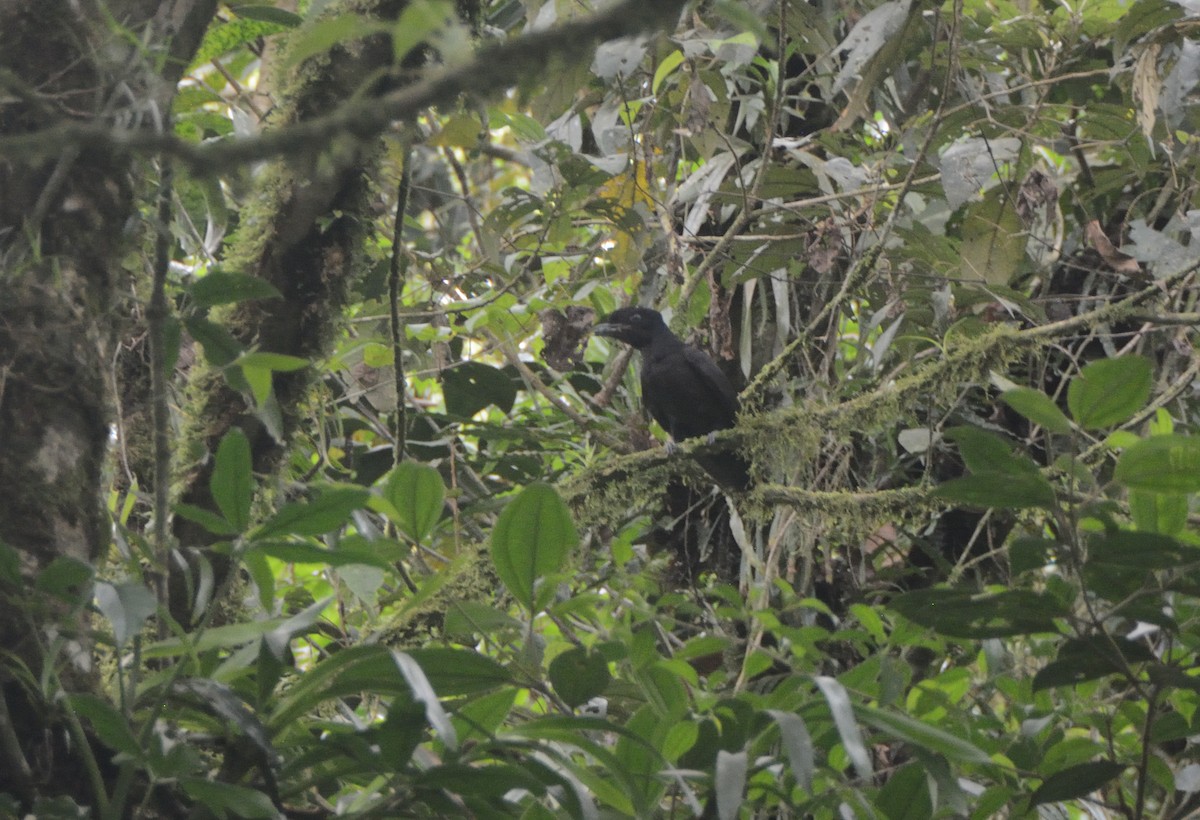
[593,307,749,490]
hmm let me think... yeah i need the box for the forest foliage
[2,0,1200,816]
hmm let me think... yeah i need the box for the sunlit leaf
[1115,435,1200,493]
[1067,356,1151,429]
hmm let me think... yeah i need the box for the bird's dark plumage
[594,307,749,490]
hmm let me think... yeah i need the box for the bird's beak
[592,322,624,338]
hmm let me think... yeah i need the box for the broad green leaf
[189,271,281,308]
[212,429,253,531]
[247,540,393,571]
[888,588,1067,638]
[652,49,685,95]
[241,364,272,407]
[1032,636,1155,691]
[405,647,510,696]
[173,502,238,535]
[418,763,545,799]
[237,351,309,371]
[548,647,611,708]
[875,763,932,820]
[1086,530,1190,569]
[453,687,518,745]
[944,426,1033,475]
[1129,488,1188,536]
[933,471,1056,509]
[1001,387,1072,434]
[36,556,94,603]
[253,486,369,538]
[960,189,1025,285]
[490,483,579,611]
[234,5,303,26]
[443,360,518,418]
[857,705,992,764]
[67,694,141,757]
[282,14,386,69]
[1067,356,1151,429]
[1030,760,1126,806]
[443,600,523,639]
[1115,435,1200,493]
[663,722,699,763]
[181,779,279,819]
[191,18,290,66]
[185,315,244,367]
[381,462,445,542]
[430,113,482,148]
[814,676,872,779]
[1009,536,1055,574]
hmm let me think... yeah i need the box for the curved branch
[0,0,688,173]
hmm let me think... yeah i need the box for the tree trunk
[0,0,215,808]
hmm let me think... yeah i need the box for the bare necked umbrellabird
[593,307,750,491]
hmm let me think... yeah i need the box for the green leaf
[443,361,517,419]
[404,647,510,696]
[237,351,309,371]
[944,426,1033,475]
[933,471,1056,509]
[490,483,579,612]
[651,49,685,95]
[875,763,932,820]
[185,315,244,367]
[191,19,290,67]
[548,647,610,708]
[1115,435,1200,493]
[234,5,303,26]
[36,556,94,603]
[247,541,393,571]
[254,486,369,538]
[67,694,141,757]
[1086,530,1190,569]
[282,14,387,69]
[181,779,280,819]
[1032,636,1155,691]
[857,705,993,764]
[1030,760,1126,806]
[189,271,281,309]
[1067,356,1151,429]
[212,428,253,531]
[241,365,273,407]
[1009,536,1055,574]
[1129,489,1188,537]
[888,588,1067,638]
[381,462,445,542]
[173,502,238,535]
[1001,387,1073,434]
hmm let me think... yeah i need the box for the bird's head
[592,306,666,350]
